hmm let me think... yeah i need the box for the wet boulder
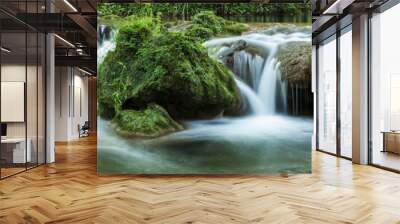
[277,42,311,85]
[112,104,183,138]
[98,19,242,137]
[120,32,242,119]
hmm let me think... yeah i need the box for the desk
[1,138,31,163]
[382,131,400,154]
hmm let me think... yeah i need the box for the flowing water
[98,26,116,65]
[204,29,311,114]
[97,24,313,174]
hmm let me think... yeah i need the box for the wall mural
[97,3,313,174]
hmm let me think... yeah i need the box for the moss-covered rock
[184,25,214,41]
[98,17,159,118]
[113,104,183,138]
[121,31,242,119]
[115,17,162,58]
[223,21,249,35]
[189,11,248,38]
[277,42,311,85]
[99,16,242,137]
[192,11,226,34]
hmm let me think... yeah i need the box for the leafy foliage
[98,3,311,18]
[115,17,158,57]
[191,11,225,34]
[184,25,214,41]
[223,21,249,35]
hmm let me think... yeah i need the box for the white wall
[55,67,70,141]
[1,63,46,164]
[1,65,41,137]
[55,67,89,141]
[1,65,26,140]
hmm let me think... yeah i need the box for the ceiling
[0,0,97,74]
[311,0,391,44]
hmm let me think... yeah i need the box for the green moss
[98,13,245,137]
[98,17,161,117]
[277,42,311,85]
[113,104,183,138]
[192,11,225,34]
[122,32,241,118]
[190,11,248,38]
[223,21,248,35]
[115,17,161,57]
[184,25,213,41]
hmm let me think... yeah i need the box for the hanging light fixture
[1,47,11,53]
[63,0,78,12]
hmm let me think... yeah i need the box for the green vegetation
[122,31,241,118]
[183,11,249,41]
[98,3,311,18]
[115,17,161,57]
[277,42,311,85]
[98,4,312,137]
[223,21,249,35]
[113,104,183,138]
[191,11,225,34]
[184,25,213,41]
[99,15,242,137]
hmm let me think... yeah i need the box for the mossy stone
[121,31,242,119]
[113,104,183,138]
[277,42,311,85]
[192,11,225,34]
[98,16,242,137]
[184,25,214,41]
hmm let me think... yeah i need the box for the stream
[97,23,313,174]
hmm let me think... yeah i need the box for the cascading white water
[98,25,117,65]
[232,51,264,89]
[204,29,311,115]
[98,25,311,116]
[235,78,266,114]
[98,24,313,174]
[257,55,278,114]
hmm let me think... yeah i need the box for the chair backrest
[82,121,90,129]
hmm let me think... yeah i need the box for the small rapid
[97,24,313,174]
[204,28,311,115]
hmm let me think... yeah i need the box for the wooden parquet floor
[1,135,400,224]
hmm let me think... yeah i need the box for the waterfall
[97,25,117,65]
[279,75,289,113]
[235,78,266,114]
[257,51,279,114]
[204,27,311,116]
[97,25,311,116]
[232,51,264,89]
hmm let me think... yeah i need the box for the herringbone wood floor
[1,135,400,224]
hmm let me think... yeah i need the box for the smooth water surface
[98,115,312,174]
